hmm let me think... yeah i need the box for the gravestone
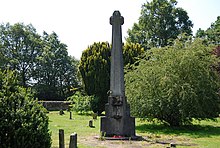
[69,132,77,148]
[100,11,136,138]
[59,129,65,148]
[89,120,94,127]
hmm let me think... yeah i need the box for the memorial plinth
[100,11,136,138]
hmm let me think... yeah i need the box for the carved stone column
[100,11,136,138]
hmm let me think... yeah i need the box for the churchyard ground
[48,111,220,148]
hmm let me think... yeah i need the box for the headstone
[100,11,136,138]
[59,129,65,148]
[170,143,176,147]
[69,133,77,148]
[70,111,72,120]
[92,113,98,120]
[89,120,93,127]
[59,109,64,115]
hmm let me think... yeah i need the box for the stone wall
[39,101,71,111]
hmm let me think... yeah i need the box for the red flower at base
[113,135,123,138]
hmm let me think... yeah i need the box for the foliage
[79,42,144,114]
[79,42,111,114]
[0,49,6,69]
[0,23,42,87]
[0,23,79,101]
[123,42,145,65]
[196,17,220,112]
[125,38,220,126]
[68,92,92,114]
[126,0,193,49]
[196,16,220,45]
[33,32,79,101]
[0,70,51,148]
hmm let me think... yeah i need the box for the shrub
[0,70,51,148]
[68,92,92,114]
[125,39,220,126]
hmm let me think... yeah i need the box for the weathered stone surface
[109,10,124,97]
[100,11,135,138]
[59,129,65,148]
[69,132,77,148]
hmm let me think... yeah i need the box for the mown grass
[48,111,100,148]
[136,118,220,148]
[48,111,220,148]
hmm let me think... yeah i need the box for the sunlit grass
[48,111,220,148]
[135,118,220,147]
[48,111,100,148]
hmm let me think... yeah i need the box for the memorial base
[101,116,135,137]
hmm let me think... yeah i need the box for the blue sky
[0,0,219,59]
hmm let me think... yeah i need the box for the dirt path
[80,135,196,148]
[81,136,153,148]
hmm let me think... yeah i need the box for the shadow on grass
[136,122,220,138]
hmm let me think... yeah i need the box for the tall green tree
[79,42,111,114]
[0,23,42,87]
[125,38,220,126]
[34,32,79,100]
[79,42,144,114]
[126,0,193,49]
[196,16,220,45]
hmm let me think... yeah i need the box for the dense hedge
[0,70,51,148]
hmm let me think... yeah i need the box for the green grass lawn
[48,111,100,148]
[48,111,220,148]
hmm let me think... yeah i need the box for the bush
[90,95,104,115]
[125,38,220,126]
[0,70,51,148]
[68,92,92,114]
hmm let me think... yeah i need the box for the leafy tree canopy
[196,16,220,45]
[34,32,79,100]
[126,0,193,49]
[0,23,79,101]
[0,23,42,87]
[125,37,220,126]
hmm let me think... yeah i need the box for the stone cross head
[110,11,124,25]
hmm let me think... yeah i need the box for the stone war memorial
[100,11,136,139]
